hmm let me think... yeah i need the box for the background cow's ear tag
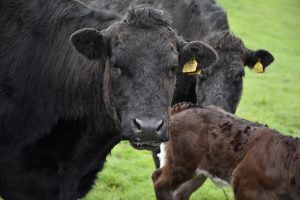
[185,69,202,75]
[182,57,198,73]
[253,60,264,73]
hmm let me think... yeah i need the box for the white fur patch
[195,169,230,188]
[158,143,166,167]
[158,144,230,188]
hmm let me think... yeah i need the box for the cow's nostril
[156,119,164,132]
[133,118,142,131]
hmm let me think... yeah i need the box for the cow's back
[162,0,229,41]
[95,0,229,41]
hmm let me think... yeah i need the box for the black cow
[0,1,218,199]
[167,0,274,112]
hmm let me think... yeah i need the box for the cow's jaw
[129,138,161,151]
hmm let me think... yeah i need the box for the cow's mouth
[130,138,160,151]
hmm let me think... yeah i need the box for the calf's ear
[177,40,218,75]
[244,49,274,73]
[70,28,109,61]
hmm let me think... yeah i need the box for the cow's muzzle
[126,117,168,150]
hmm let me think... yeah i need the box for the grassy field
[85,0,300,199]
[84,0,300,199]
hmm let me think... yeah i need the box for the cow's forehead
[111,42,178,71]
[221,51,244,62]
[202,51,244,76]
[112,25,176,47]
[218,53,244,70]
[204,32,246,55]
[111,28,177,58]
[109,37,178,74]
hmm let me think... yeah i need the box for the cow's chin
[129,139,160,151]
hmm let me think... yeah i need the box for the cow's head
[196,32,274,113]
[70,7,217,150]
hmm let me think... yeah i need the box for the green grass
[85,0,300,199]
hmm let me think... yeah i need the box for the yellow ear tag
[182,57,198,73]
[253,61,264,73]
[185,69,202,75]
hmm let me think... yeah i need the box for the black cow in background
[165,0,274,112]
[0,0,218,199]
[94,0,274,199]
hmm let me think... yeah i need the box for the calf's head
[196,32,274,113]
[70,7,217,150]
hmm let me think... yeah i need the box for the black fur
[123,6,172,28]
[0,1,218,199]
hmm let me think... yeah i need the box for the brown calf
[152,103,300,200]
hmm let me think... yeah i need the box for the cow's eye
[113,62,121,69]
[235,71,245,82]
[168,65,177,77]
[112,63,122,76]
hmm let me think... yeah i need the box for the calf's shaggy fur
[152,103,300,200]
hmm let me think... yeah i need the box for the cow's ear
[70,28,109,60]
[177,40,218,75]
[244,49,274,73]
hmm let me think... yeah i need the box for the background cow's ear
[178,40,218,72]
[70,28,109,60]
[244,49,274,69]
